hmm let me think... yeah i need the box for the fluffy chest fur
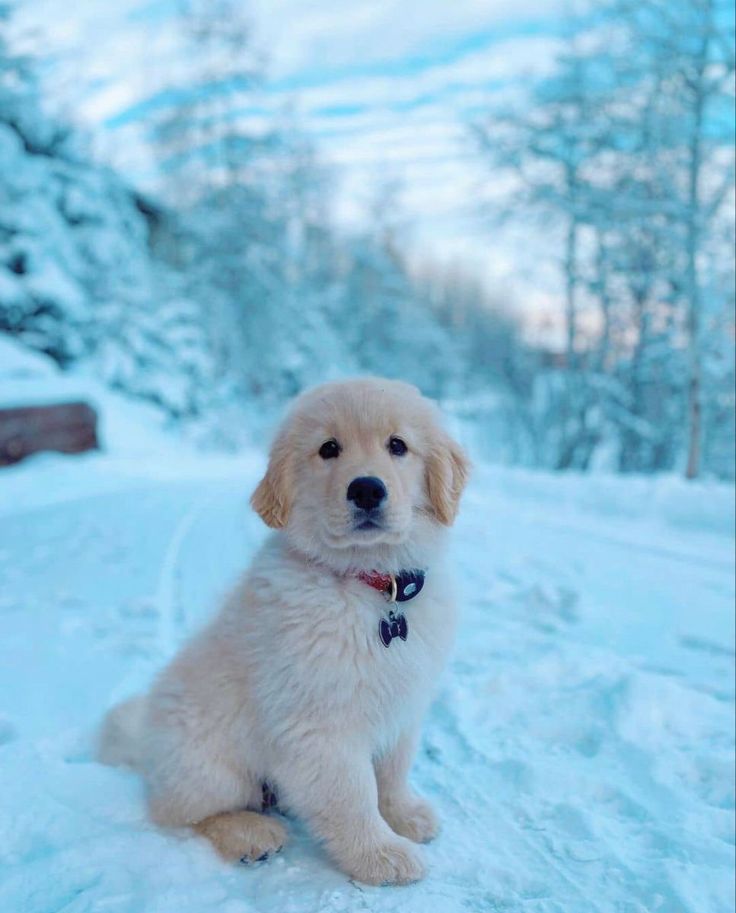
[221,535,456,755]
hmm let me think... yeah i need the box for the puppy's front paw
[346,837,425,886]
[381,796,439,844]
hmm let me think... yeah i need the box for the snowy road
[0,455,733,913]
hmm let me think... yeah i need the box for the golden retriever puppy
[98,377,469,885]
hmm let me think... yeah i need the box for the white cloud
[264,33,559,117]
[12,0,564,305]
[249,0,558,77]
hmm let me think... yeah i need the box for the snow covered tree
[149,0,263,202]
[0,2,217,418]
[143,3,355,402]
[475,32,620,469]
[617,0,735,478]
[475,0,735,478]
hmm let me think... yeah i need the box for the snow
[0,385,733,913]
[0,333,59,379]
[0,349,262,517]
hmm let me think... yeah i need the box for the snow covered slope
[0,445,733,912]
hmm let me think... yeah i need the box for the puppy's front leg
[375,729,439,844]
[277,739,425,885]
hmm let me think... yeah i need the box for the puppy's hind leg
[147,745,287,864]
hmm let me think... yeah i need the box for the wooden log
[0,402,99,466]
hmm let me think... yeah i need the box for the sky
[13,0,567,334]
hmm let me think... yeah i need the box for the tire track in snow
[155,491,221,656]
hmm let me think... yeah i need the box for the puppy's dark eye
[388,436,408,456]
[319,439,341,460]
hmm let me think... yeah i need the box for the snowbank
[474,463,735,537]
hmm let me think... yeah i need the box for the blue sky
[14,0,567,330]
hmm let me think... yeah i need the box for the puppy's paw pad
[347,838,425,886]
[383,797,439,844]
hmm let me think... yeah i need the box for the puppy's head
[251,378,469,568]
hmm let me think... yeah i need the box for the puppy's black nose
[347,476,387,511]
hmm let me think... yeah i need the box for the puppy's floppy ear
[425,430,470,526]
[251,430,293,529]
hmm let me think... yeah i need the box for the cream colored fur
[98,377,469,885]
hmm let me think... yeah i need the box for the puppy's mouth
[320,509,403,548]
[351,507,387,533]
[354,517,385,532]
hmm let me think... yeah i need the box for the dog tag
[379,611,408,647]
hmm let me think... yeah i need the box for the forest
[1,0,734,477]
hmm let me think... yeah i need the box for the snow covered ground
[0,386,733,913]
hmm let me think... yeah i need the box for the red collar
[356,569,426,604]
[357,570,397,601]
